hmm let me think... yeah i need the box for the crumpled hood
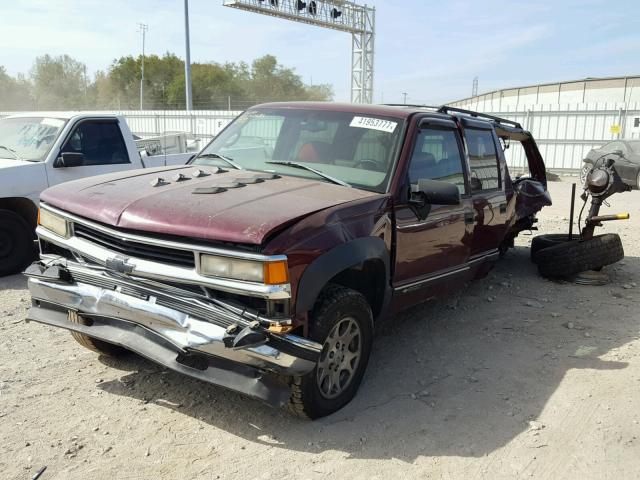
[41,165,378,245]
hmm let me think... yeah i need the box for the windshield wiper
[265,161,351,188]
[0,145,24,161]
[195,153,243,170]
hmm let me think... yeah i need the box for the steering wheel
[353,159,385,171]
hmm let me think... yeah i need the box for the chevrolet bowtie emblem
[105,256,135,274]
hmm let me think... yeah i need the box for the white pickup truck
[0,112,193,276]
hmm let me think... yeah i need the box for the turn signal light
[264,260,289,285]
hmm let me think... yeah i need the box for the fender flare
[295,236,391,317]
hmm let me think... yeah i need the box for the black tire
[286,284,373,419]
[537,233,624,279]
[531,234,574,263]
[0,209,34,276]
[68,311,127,357]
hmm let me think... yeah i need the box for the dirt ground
[1,180,639,480]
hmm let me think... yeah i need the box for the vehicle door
[461,120,509,259]
[45,119,137,187]
[393,118,474,298]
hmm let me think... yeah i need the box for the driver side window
[408,128,466,194]
[60,121,129,166]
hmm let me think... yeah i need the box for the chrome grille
[73,223,196,268]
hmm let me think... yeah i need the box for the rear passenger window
[408,128,466,194]
[465,129,500,191]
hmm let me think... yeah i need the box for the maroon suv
[25,102,551,418]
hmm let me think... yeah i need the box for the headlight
[200,255,289,285]
[38,209,70,238]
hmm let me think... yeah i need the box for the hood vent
[150,177,168,187]
[173,173,190,182]
[193,186,227,195]
[191,172,281,194]
[193,180,245,195]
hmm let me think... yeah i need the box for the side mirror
[55,152,85,168]
[413,178,461,205]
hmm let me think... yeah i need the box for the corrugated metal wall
[447,102,640,171]
[5,102,640,172]
[449,77,640,171]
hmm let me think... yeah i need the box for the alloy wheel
[316,316,362,399]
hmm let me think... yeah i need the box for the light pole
[138,23,148,110]
[184,0,193,111]
[402,92,408,104]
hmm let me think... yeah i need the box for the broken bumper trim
[25,262,322,406]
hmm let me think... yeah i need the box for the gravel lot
[1,180,639,480]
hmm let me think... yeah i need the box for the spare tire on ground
[530,233,575,262]
[536,233,624,279]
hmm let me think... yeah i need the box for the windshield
[192,108,405,192]
[0,117,66,162]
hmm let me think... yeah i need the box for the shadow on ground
[0,273,28,291]
[97,247,639,461]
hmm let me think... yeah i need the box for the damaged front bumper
[24,260,321,407]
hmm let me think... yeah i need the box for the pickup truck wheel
[0,209,33,276]
[536,233,624,279]
[287,284,373,419]
[530,234,574,263]
[68,311,127,357]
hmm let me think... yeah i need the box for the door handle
[499,203,507,214]
[464,212,475,224]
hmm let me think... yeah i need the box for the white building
[448,76,640,172]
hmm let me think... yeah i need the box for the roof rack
[382,103,439,109]
[437,106,522,129]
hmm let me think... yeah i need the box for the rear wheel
[536,233,624,279]
[0,209,33,276]
[287,285,373,419]
[68,311,127,357]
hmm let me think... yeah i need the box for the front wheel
[287,285,373,419]
[0,209,34,276]
[68,311,127,357]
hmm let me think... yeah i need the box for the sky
[1,0,639,104]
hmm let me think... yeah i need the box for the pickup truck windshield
[0,117,66,162]
[193,108,404,192]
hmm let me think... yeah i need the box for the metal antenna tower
[137,23,148,110]
[223,0,376,104]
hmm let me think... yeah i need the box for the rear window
[465,129,500,191]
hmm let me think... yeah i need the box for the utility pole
[184,0,193,111]
[402,92,408,104]
[138,23,148,110]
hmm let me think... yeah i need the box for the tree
[0,67,33,110]
[2,52,333,111]
[30,54,87,109]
